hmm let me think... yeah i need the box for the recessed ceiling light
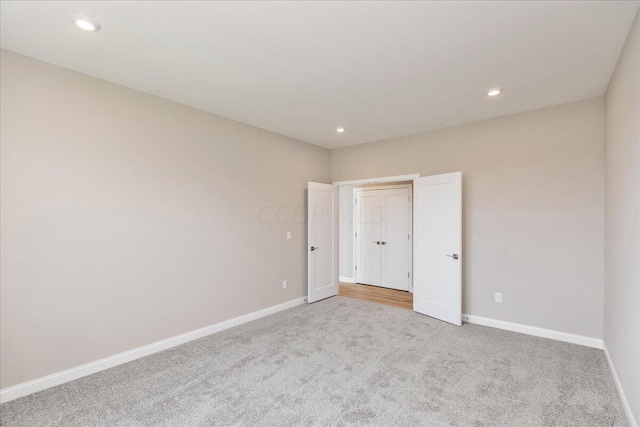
[336,127,346,133]
[486,88,502,97]
[71,15,101,32]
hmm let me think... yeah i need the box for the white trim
[339,276,355,283]
[352,183,412,192]
[333,174,420,186]
[603,342,638,427]
[0,296,307,404]
[462,313,603,349]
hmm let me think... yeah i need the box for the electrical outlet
[286,231,292,240]
[495,292,502,303]
[282,280,288,289]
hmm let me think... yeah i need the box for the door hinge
[355,232,358,237]
[355,266,358,271]
[408,234,410,239]
[408,272,410,277]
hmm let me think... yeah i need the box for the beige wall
[0,50,331,388]
[604,10,640,424]
[332,97,605,339]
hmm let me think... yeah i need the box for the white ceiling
[1,1,638,149]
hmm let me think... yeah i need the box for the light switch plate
[286,231,292,240]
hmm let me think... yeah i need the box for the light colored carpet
[0,296,627,426]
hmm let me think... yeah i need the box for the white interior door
[413,172,462,325]
[307,182,338,303]
[381,187,411,291]
[355,190,381,286]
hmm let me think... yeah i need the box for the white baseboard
[603,342,637,427]
[0,296,307,404]
[339,276,355,283]
[462,313,603,349]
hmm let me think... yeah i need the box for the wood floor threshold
[339,282,413,310]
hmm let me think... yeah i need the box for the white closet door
[381,187,411,291]
[355,190,381,286]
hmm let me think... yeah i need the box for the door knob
[381,241,387,245]
[310,246,318,251]
[446,254,459,260]
[374,241,381,245]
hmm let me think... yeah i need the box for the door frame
[334,174,420,186]
[353,183,413,291]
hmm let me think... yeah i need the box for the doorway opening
[339,180,414,308]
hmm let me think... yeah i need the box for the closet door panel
[355,191,381,285]
[381,188,411,291]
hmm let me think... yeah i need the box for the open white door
[307,182,338,303]
[413,172,462,325]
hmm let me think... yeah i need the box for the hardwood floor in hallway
[339,282,413,310]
